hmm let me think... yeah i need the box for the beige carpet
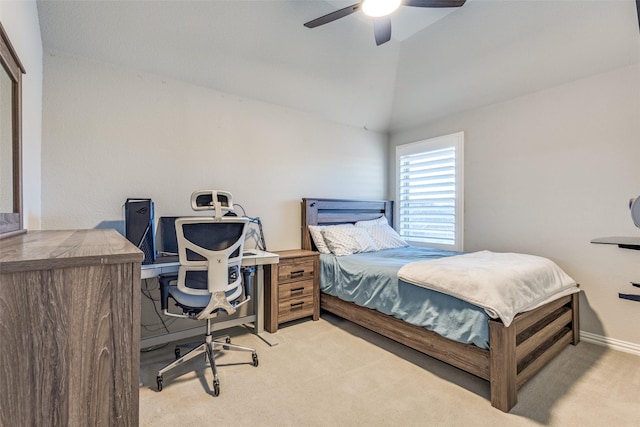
[140,313,640,426]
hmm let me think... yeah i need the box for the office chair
[155,216,258,396]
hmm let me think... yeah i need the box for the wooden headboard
[301,198,393,251]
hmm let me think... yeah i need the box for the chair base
[155,320,258,396]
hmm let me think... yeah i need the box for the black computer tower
[124,198,156,265]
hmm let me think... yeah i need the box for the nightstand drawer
[279,279,315,299]
[278,294,315,323]
[278,258,315,282]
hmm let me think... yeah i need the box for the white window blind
[395,132,463,251]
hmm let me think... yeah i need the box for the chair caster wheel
[252,353,259,367]
[213,380,220,396]
[156,376,163,392]
[225,337,231,344]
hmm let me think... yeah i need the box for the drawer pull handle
[290,286,305,294]
[290,270,304,278]
[290,302,304,308]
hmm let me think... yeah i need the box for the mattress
[319,246,490,349]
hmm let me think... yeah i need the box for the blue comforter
[320,247,490,349]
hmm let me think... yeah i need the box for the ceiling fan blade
[404,0,466,8]
[373,16,392,46]
[304,3,361,28]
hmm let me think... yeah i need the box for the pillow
[308,224,356,254]
[355,216,389,228]
[356,216,408,250]
[321,226,379,256]
[308,225,332,254]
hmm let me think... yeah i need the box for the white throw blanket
[397,250,579,327]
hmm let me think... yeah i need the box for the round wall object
[630,196,640,228]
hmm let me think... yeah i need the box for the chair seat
[168,287,211,310]
[164,273,244,313]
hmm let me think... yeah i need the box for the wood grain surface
[0,230,142,425]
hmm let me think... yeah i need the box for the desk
[140,250,279,348]
[591,236,640,302]
[590,236,640,250]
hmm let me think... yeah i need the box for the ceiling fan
[304,0,467,46]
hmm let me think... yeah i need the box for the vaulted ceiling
[38,0,640,133]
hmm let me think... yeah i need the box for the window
[395,132,464,251]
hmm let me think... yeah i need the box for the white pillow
[321,226,379,256]
[356,216,408,250]
[308,225,332,254]
[355,216,389,228]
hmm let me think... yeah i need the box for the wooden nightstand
[264,249,320,332]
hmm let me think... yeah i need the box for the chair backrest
[175,216,249,317]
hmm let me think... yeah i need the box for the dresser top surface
[0,229,143,273]
[274,249,319,259]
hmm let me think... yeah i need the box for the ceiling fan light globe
[362,0,401,18]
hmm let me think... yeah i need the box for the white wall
[0,0,43,230]
[41,52,388,251]
[390,64,640,347]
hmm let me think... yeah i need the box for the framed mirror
[0,22,26,239]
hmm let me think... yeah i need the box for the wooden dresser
[0,230,143,426]
[264,249,319,332]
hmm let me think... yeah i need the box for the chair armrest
[158,274,178,311]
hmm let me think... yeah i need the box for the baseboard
[580,330,640,356]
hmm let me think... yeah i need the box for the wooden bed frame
[301,198,580,412]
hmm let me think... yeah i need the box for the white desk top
[141,250,279,279]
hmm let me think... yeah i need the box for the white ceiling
[37,0,640,133]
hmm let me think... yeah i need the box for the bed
[301,198,580,412]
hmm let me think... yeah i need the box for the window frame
[394,131,464,252]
